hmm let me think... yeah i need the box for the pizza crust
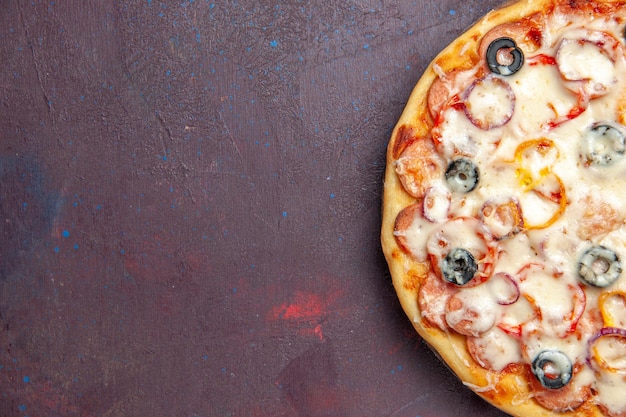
[382,1,626,416]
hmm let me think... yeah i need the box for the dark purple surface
[0,1,511,416]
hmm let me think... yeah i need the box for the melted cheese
[596,371,626,414]
[399,7,626,414]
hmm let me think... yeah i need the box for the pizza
[381,1,626,416]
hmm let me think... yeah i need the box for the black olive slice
[531,350,573,389]
[580,123,626,166]
[578,245,622,287]
[486,37,524,76]
[445,158,479,193]
[441,248,478,286]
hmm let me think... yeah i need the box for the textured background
[0,0,510,416]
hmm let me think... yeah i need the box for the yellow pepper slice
[599,291,626,328]
[510,139,566,229]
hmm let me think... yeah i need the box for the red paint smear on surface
[24,380,92,417]
[387,340,405,356]
[272,291,326,322]
[268,289,342,341]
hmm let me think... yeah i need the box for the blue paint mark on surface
[330,193,335,199]
[449,9,456,15]
[1,155,61,272]
[269,40,278,48]
[23,376,30,383]
[18,405,26,412]
[281,211,288,218]
[62,229,70,238]
[363,44,369,49]
[53,246,59,253]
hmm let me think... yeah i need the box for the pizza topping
[599,291,626,328]
[517,263,586,337]
[576,196,623,240]
[418,272,457,331]
[508,140,567,229]
[531,349,573,389]
[463,76,515,130]
[395,137,444,198]
[422,184,451,223]
[510,56,583,131]
[595,370,626,417]
[488,272,520,305]
[497,293,537,338]
[528,366,592,412]
[441,248,479,286]
[580,122,626,167]
[513,138,559,176]
[555,31,620,99]
[559,284,587,336]
[393,202,441,261]
[588,327,626,372]
[577,245,622,288]
[445,288,498,336]
[513,139,558,187]
[467,327,522,371]
[445,158,479,193]
[427,69,477,121]
[427,217,496,287]
[478,21,543,63]
[480,198,524,239]
[518,172,566,230]
[486,37,525,76]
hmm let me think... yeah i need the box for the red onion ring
[463,75,515,130]
[489,272,520,305]
[587,327,626,372]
